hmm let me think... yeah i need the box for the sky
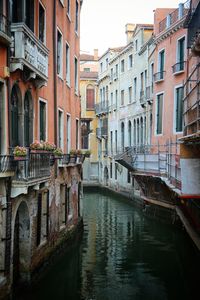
[80,0,183,56]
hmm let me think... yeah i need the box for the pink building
[152,2,189,146]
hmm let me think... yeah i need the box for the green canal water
[15,190,200,300]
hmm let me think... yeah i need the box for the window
[106,86,108,102]
[128,86,132,103]
[76,119,79,149]
[36,191,49,246]
[128,54,133,68]
[140,72,144,92]
[121,59,125,72]
[156,94,163,135]
[115,64,118,78]
[84,68,90,72]
[25,0,34,32]
[110,162,113,179]
[75,0,79,33]
[86,85,95,110]
[81,121,90,149]
[151,63,154,92]
[175,87,183,132]
[111,68,113,81]
[39,100,46,141]
[106,58,109,68]
[121,122,125,150]
[111,92,113,106]
[121,90,124,106]
[115,90,118,107]
[66,43,70,84]
[115,163,117,180]
[134,77,137,101]
[177,37,185,71]
[58,110,64,149]
[135,40,138,52]
[115,130,117,153]
[159,49,165,77]
[74,57,78,93]
[67,0,70,17]
[39,2,45,43]
[57,29,63,77]
[127,170,131,183]
[100,62,103,72]
[67,114,71,153]
[110,131,113,154]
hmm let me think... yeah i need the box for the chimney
[94,49,98,61]
[125,23,136,44]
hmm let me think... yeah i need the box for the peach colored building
[0,1,84,296]
[152,3,189,146]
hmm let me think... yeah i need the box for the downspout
[7,0,11,149]
[53,0,57,145]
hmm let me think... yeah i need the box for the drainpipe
[7,0,11,150]
[53,0,57,146]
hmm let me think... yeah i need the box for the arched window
[144,116,147,145]
[121,122,125,151]
[86,85,95,110]
[141,117,144,145]
[11,85,20,147]
[133,119,136,145]
[24,90,33,147]
[128,121,132,147]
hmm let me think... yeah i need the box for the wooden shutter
[157,94,163,134]
[86,88,95,110]
[176,87,183,132]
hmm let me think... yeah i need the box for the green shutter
[176,87,183,132]
[157,94,163,134]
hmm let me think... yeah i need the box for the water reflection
[15,190,200,300]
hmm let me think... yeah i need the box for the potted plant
[69,149,77,164]
[43,141,56,152]
[84,150,91,157]
[53,147,63,159]
[13,146,27,161]
[30,140,44,152]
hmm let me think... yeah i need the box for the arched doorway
[10,84,22,147]
[13,202,31,286]
[24,90,33,147]
[104,166,109,186]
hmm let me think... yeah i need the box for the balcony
[10,23,49,87]
[159,0,190,34]
[154,71,165,83]
[184,0,200,53]
[11,152,52,197]
[172,61,186,74]
[146,86,153,104]
[96,126,108,139]
[95,101,109,115]
[139,90,146,107]
[0,14,11,45]
[0,155,15,177]
[58,154,85,167]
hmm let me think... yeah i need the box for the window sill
[173,70,185,76]
[75,31,79,37]
[57,74,64,81]
[67,13,71,22]
[66,81,71,88]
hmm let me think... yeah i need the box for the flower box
[14,156,27,161]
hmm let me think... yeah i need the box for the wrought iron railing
[154,71,165,82]
[172,61,186,73]
[0,13,10,37]
[159,0,190,33]
[14,152,51,181]
[0,155,15,173]
[95,101,109,115]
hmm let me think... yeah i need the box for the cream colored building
[80,50,99,183]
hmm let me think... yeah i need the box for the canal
[15,189,200,300]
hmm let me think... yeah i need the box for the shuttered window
[156,94,163,135]
[39,3,45,43]
[175,87,183,132]
[40,101,46,141]
[86,86,95,110]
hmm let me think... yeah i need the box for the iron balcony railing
[58,154,85,166]
[172,61,186,74]
[0,155,15,173]
[159,0,190,33]
[0,13,11,38]
[154,71,166,82]
[96,127,108,138]
[14,152,51,181]
[95,101,109,115]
